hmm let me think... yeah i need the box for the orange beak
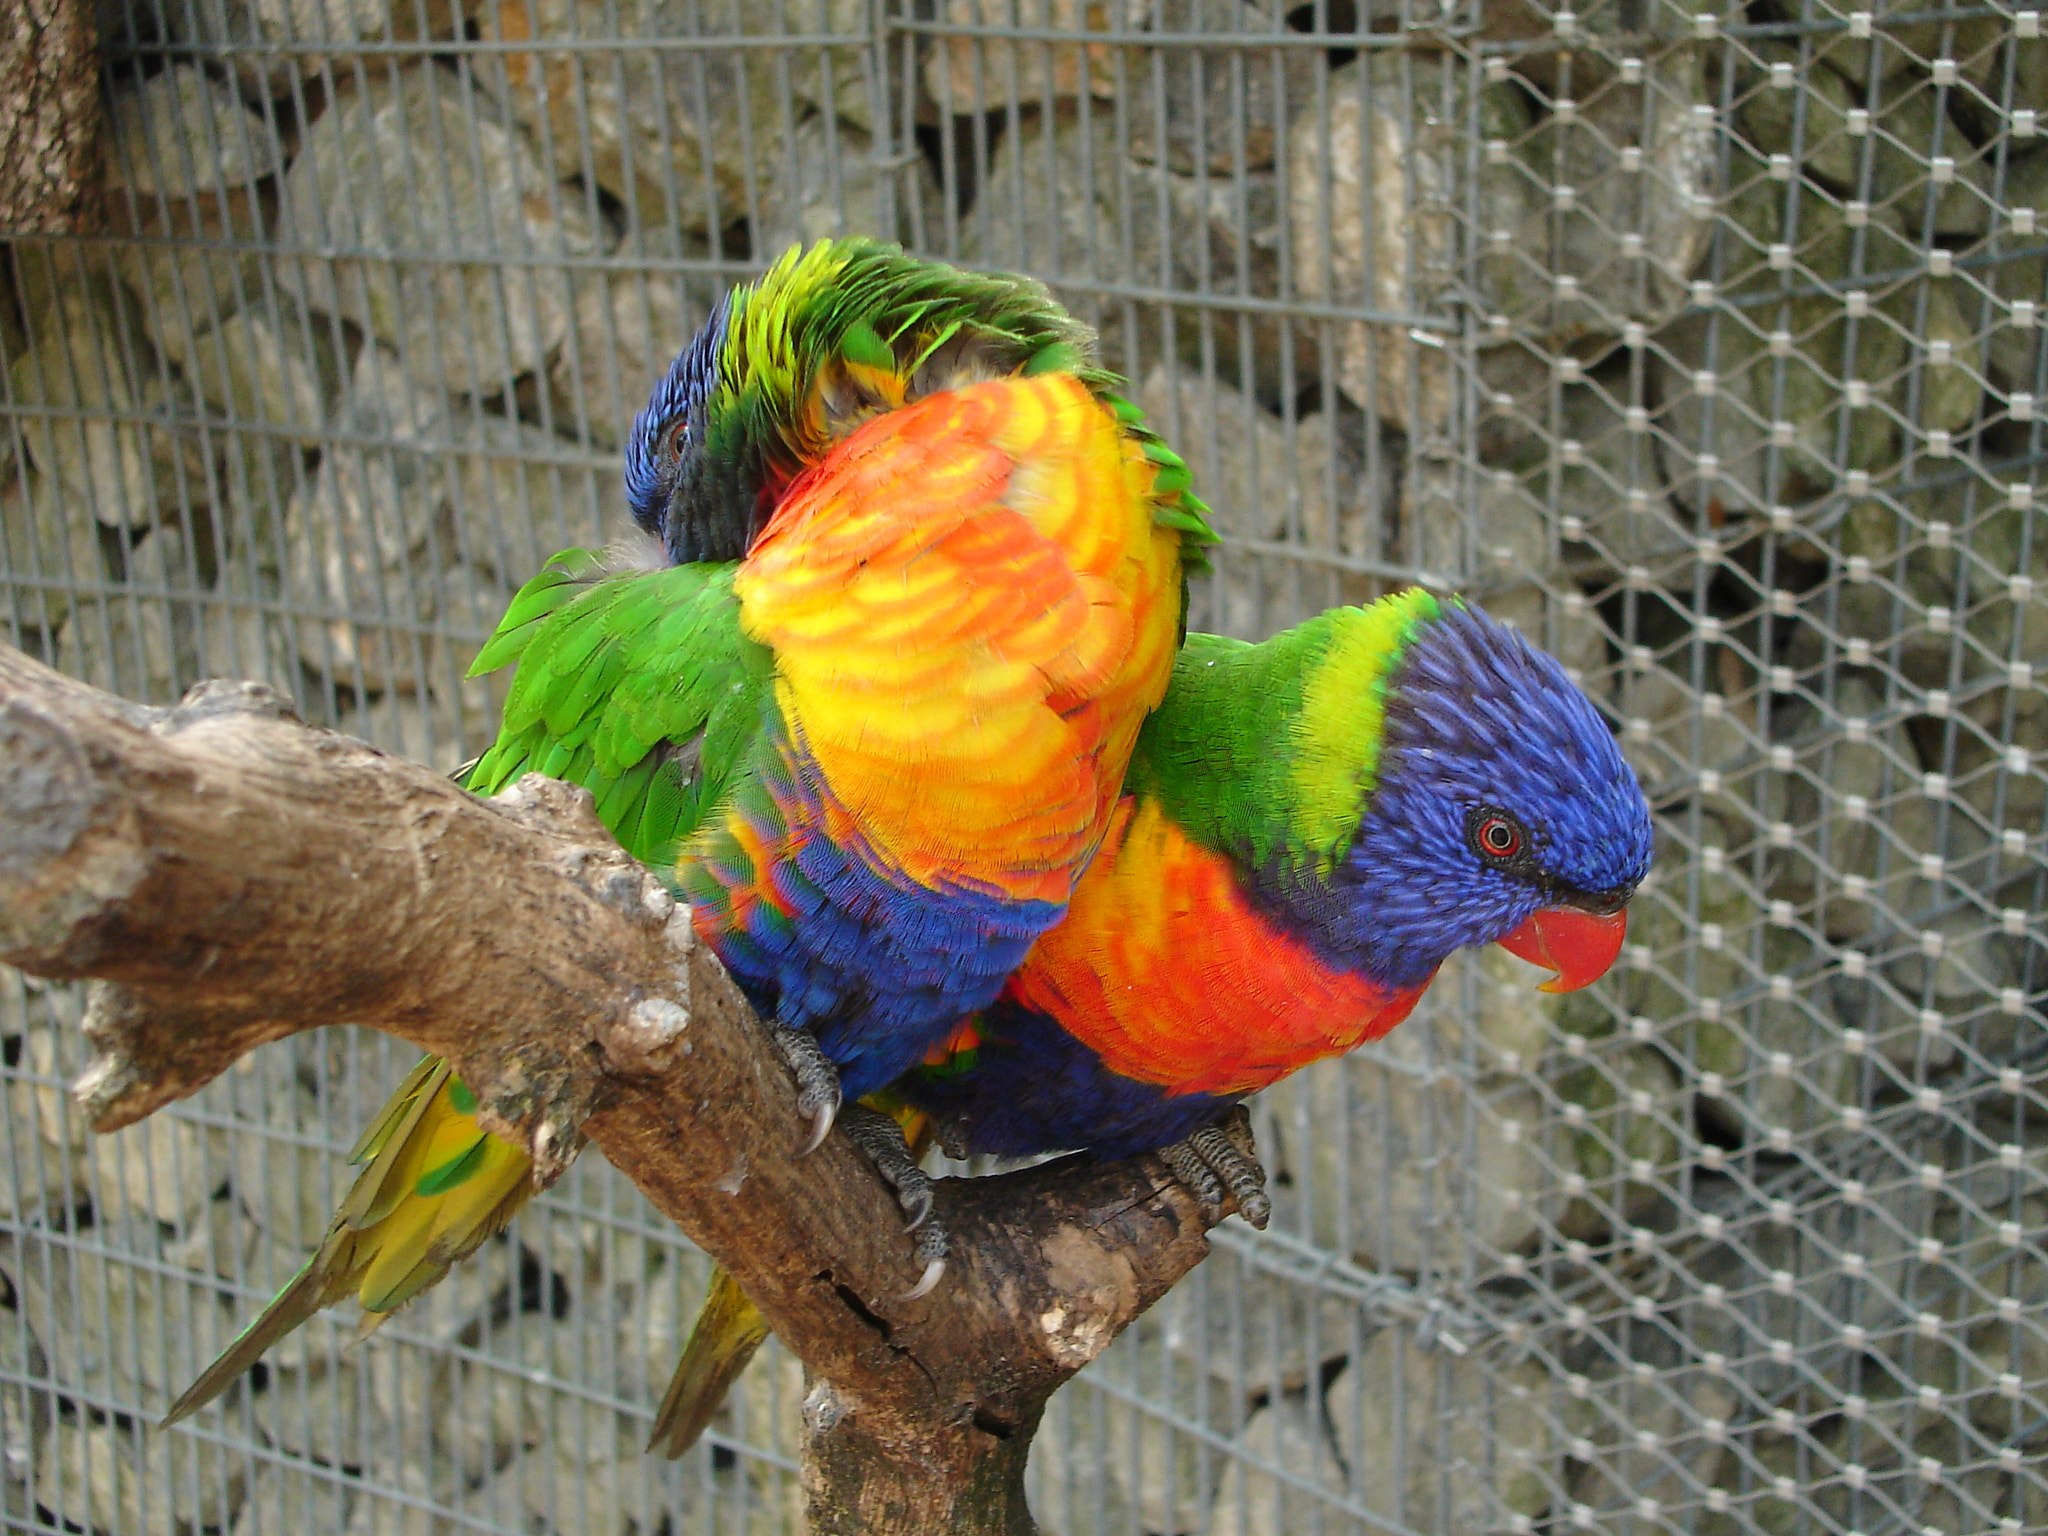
[1496,906,1628,993]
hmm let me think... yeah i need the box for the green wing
[462,548,770,869]
[164,549,772,1427]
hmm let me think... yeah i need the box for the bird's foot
[1157,1107,1270,1230]
[768,1024,843,1153]
[840,1104,947,1299]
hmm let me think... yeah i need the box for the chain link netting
[1,0,2043,1531]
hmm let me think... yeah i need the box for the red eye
[1477,817,1521,859]
[666,417,689,459]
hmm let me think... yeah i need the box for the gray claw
[769,1025,843,1154]
[840,1104,950,1279]
[1160,1108,1269,1230]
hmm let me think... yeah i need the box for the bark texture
[0,0,101,234]
[0,642,1237,1534]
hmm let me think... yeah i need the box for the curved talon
[800,1100,838,1156]
[898,1179,934,1233]
[769,1024,844,1156]
[904,1255,946,1302]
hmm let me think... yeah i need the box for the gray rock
[1134,363,1337,549]
[199,563,303,690]
[1650,238,1913,513]
[1606,650,1754,802]
[3,1218,244,1405]
[1861,80,1996,239]
[1565,1352,1736,1525]
[1475,582,1614,700]
[1735,45,1861,190]
[922,0,1144,113]
[1032,1318,1232,1535]
[1325,1328,1556,1529]
[340,1463,454,1536]
[253,1356,400,1473]
[1205,1390,1346,1536]
[80,1104,224,1228]
[54,526,189,706]
[284,344,535,693]
[1261,1021,1559,1272]
[174,303,341,445]
[440,1311,644,1478]
[6,269,196,530]
[547,234,718,451]
[469,1445,668,1536]
[750,116,944,265]
[232,1464,355,1535]
[473,0,866,238]
[0,1308,48,1498]
[0,1035,88,1224]
[167,0,459,99]
[0,468,103,634]
[1024,1388,1153,1536]
[162,1193,259,1285]
[1485,49,1716,343]
[1550,1044,1682,1239]
[961,105,1306,403]
[611,1245,721,1415]
[1810,5,2007,86]
[99,66,283,201]
[1982,148,2047,391]
[1288,55,1462,431]
[1547,380,1693,571]
[1124,0,1317,175]
[1145,1243,1371,1399]
[37,1419,246,1534]
[275,67,602,395]
[1892,274,1984,435]
[229,1079,348,1251]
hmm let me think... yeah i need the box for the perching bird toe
[1159,1108,1269,1230]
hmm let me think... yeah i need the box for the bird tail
[646,1266,774,1459]
[162,1056,537,1425]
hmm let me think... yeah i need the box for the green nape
[1126,589,1442,875]
[712,239,1217,576]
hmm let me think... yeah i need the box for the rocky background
[1,0,2045,1531]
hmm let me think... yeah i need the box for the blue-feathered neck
[1253,599,1653,990]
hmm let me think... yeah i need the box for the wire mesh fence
[0,0,2043,1531]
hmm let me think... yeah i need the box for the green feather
[467,558,767,870]
[840,318,894,370]
[1127,592,1441,874]
[416,1135,491,1199]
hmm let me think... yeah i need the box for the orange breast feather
[1008,798,1426,1097]
[733,373,1183,907]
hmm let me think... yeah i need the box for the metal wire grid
[0,0,2043,1531]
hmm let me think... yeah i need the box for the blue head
[1315,599,1654,990]
[626,291,762,565]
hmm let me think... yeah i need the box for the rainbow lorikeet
[647,588,1654,1456]
[161,239,1212,1427]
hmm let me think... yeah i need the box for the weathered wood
[0,641,1230,1534]
[0,0,101,234]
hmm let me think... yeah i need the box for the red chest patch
[1005,798,1431,1097]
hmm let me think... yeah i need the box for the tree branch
[0,0,100,235]
[0,642,1227,1534]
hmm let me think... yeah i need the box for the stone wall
[0,1,2044,1532]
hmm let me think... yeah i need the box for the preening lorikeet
[646,588,1655,1456]
[161,239,1212,1427]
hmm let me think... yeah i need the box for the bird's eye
[665,416,689,461]
[1475,815,1521,860]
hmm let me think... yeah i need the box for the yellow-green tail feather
[646,1268,774,1459]
[162,1057,537,1424]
